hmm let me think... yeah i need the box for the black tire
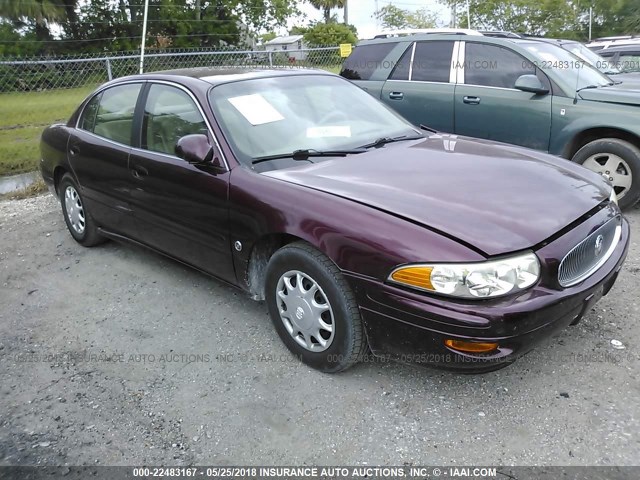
[572,138,640,210]
[265,242,366,373]
[58,173,105,247]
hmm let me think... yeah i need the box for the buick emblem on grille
[594,234,605,257]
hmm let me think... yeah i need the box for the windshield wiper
[419,124,437,133]
[576,84,600,92]
[360,134,425,149]
[252,148,367,165]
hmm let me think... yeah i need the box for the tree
[308,0,345,23]
[0,0,64,42]
[375,5,438,30]
[303,21,357,45]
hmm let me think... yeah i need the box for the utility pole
[451,3,457,28]
[139,0,149,74]
[344,0,349,25]
[466,1,471,29]
[589,7,593,41]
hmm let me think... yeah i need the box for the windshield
[521,42,613,90]
[562,42,621,75]
[208,74,420,166]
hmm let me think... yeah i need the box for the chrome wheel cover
[582,153,633,200]
[275,270,335,352]
[64,185,85,235]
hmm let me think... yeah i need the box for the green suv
[341,33,640,209]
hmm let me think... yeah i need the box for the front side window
[142,84,207,156]
[463,43,535,88]
[617,52,640,73]
[92,83,142,145]
[412,41,454,83]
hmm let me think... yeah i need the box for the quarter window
[91,83,142,145]
[79,93,101,132]
[389,44,413,81]
[142,84,207,156]
[411,41,454,83]
[463,43,536,88]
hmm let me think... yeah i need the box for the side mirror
[175,134,216,165]
[514,74,549,95]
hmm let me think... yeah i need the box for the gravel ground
[0,193,639,467]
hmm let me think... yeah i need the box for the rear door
[67,82,143,236]
[454,42,552,151]
[380,40,457,132]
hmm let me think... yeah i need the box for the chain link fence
[0,46,342,93]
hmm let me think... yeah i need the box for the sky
[285,0,452,40]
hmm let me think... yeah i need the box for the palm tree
[308,0,345,23]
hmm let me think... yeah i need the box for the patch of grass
[0,86,96,176]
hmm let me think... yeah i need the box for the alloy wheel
[582,153,633,200]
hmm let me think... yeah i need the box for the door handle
[463,96,481,105]
[388,92,404,100]
[131,165,148,179]
[69,146,79,156]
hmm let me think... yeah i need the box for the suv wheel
[264,242,366,373]
[572,138,640,210]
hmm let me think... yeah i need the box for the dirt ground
[1,194,639,466]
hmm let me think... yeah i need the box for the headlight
[610,189,618,205]
[389,252,540,299]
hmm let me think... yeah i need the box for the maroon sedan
[40,68,629,373]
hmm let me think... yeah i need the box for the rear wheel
[59,173,105,247]
[265,242,366,373]
[572,138,640,210]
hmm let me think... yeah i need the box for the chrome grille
[558,216,621,287]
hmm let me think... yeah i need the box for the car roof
[146,67,333,85]
[357,34,559,47]
[595,44,640,53]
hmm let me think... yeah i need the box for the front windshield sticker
[228,94,284,125]
[306,126,352,138]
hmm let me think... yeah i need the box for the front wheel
[264,242,366,373]
[572,138,640,210]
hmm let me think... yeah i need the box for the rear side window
[464,43,535,88]
[412,41,454,83]
[340,43,396,80]
[92,84,142,146]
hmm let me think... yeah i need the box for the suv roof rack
[372,28,483,39]
[478,31,523,38]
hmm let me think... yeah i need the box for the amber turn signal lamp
[444,339,499,354]
[390,266,434,290]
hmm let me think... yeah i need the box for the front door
[454,42,552,151]
[127,83,234,282]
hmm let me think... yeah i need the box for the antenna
[573,58,583,104]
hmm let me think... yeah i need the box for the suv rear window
[340,43,397,80]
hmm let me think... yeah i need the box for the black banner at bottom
[0,466,637,480]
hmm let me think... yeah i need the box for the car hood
[264,134,610,256]
[579,85,640,105]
